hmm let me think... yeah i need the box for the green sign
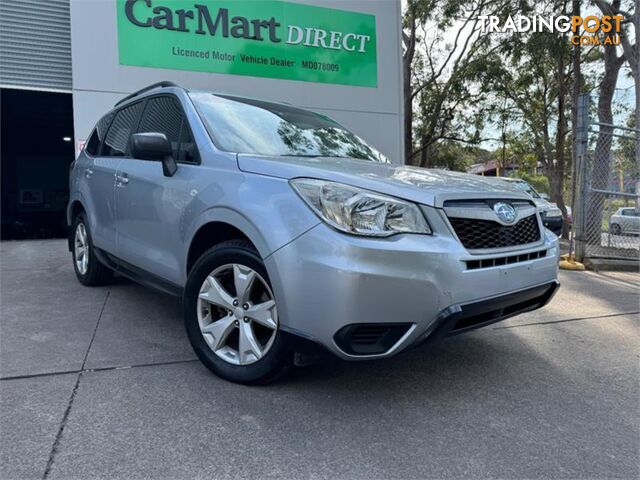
[116,0,378,87]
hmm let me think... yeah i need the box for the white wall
[70,0,404,161]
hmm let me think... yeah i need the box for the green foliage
[616,109,639,181]
[507,171,550,194]
[428,142,493,171]
[404,0,519,167]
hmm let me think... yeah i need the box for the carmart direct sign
[117,0,378,87]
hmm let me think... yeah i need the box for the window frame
[133,93,201,166]
[84,111,116,158]
[84,127,99,158]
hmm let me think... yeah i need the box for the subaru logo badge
[493,202,516,224]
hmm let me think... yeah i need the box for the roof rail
[114,81,179,106]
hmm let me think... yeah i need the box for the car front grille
[449,214,541,250]
[465,249,548,270]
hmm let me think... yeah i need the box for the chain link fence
[573,94,640,263]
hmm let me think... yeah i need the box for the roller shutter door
[0,0,71,92]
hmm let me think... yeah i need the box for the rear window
[85,113,114,156]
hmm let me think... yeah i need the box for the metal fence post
[573,94,590,261]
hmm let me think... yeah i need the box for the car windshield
[510,180,541,199]
[190,92,389,162]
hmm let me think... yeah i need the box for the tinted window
[85,130,100,156]
[103,102,143,157]
[622,209,638,217]
[85,113,113,156]
[137,97,183,159]
[178,123,198,163]
[136,96,198,164]
[189,92,388,162]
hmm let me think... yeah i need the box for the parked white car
[609,207,640,235]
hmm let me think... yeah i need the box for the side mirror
[130,132,177,177]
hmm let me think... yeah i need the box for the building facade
[71,0,404,161]
[1,0,403,238]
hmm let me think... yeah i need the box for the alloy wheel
[196,264,278,365]
[74,222,89,275]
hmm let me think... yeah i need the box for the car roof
[114,82,294,112]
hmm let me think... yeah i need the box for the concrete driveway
[1,239,639,479]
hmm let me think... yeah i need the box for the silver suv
[68,82,559,384]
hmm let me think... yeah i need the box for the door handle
[115,173,129,187]
[85,168,94,178]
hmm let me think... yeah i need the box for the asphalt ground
[1,239,638,479]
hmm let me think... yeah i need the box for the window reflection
[190,93,388,163]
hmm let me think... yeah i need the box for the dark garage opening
[1,88,75,240]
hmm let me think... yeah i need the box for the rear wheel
[71,213,113,286]
[610,223,622,235]
[183,240,292,384]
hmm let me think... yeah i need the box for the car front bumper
[265,223,560,360]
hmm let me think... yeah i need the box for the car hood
[237,155,528,207]
[532,198,554,211]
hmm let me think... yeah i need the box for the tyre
[610,223,622,235]
[71,213,114,286]
[183,240,292,384]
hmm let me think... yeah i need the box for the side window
[137,97,183,160]
[85,130,100,156]
[102,102,143,157]
[85,113,113,156]
[137,96,199,164]
[178,122,198,164]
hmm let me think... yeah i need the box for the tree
[402,0,512,166]
[402,1,419,162]
[594,0,638,135]
[569,0,582,223]
[490,0,573,237]
[585,0,636,240]
[400,0,636,242]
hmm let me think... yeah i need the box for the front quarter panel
[181,151,320,283]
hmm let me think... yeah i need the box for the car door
[632,210,640,233]
[624,208,640,233]
[76,111,119,254]
[85,102,144,254]
[114,95,197,286]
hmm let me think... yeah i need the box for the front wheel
[183,240,292,384]
[71,213,113,286]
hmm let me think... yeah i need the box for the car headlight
[290,178,431,237]
[543,207,562,218]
